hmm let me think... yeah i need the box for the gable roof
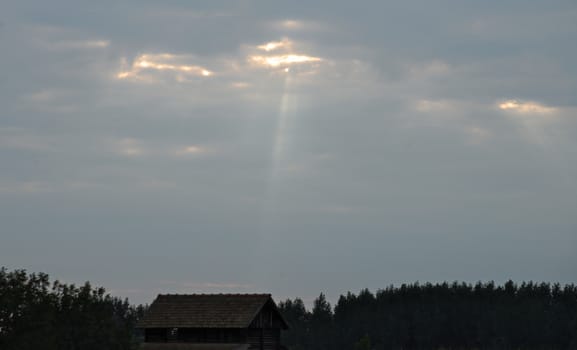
[140,344,249,350]
[137,294,288,329]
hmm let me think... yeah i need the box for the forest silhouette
[0,268,145,349]
[1,267,576,349]
[278,282,577,349]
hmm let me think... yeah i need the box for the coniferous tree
[310,293,333,350]
[278,298,310,350]
[0,267,145,350]
[279,281,577,350]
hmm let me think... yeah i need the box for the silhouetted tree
[0,267,145,350]
[354,334,371,350]
[278,298,310,350]
[310,293,333,350]
[279,281,577,350]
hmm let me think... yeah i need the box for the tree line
[0,267,145,350]
[2,267,576,349]
[277,281,577,350]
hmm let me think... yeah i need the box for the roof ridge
[138,293,283,329]
[157,293,271,296]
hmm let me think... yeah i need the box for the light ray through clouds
[2,0,577,305]
[270,73,295,185]
[497,99,559,145]
[254,63,296,283]
[248,38,325,196]
[497,99,577,196]
[257,38,325,191]
[250,38,326,277]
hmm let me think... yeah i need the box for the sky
[1,0,576,306]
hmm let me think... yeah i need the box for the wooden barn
[137,294,289,350]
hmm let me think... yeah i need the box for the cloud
[50,39,110,50]
[469,9,577,42]
[116,53,213,82]
[24,25,110,51]
[267,19,327,32]
[248,38,324,72]
[111,138,210,158]
[413,99,456,112]
[182,282,254,289]
[141,8,237,20]
[0,181,54,194]
[249,54,322,68]
[230,81,251,89]
[108,36,364,103]
[276,20,304,30]
[407,60,451,80]
[173,145,208,156]
[2,0,577,306]
[465,126,493,144]
[257,38,293,52]
[18,89,85,114]
[0,128,58,152]
[160,281,254,292]
[498,99,557,115]
[495,100,573,145]
[114,138,145,157]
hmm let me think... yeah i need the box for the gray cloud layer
[1,0,576,304]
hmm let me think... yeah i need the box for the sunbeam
[270,73,294,183]
[260,70,295,223]
[498,100,577,197]
[249,38,323,228]
[253,69,297,281]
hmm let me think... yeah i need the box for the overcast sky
[1,0,576,306]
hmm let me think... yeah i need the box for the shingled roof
[140,344,249,350]
[137,294,287,329]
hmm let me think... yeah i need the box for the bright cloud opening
[498,99,557,115]
[250,54,322,67]
[174,145,207,156]
[117,54,213,81]
[248,39,324,70]
[112,138,210,158]
[257,39,293,52]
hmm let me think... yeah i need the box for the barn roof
[140,344,249,350]
[137,294,288,329]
